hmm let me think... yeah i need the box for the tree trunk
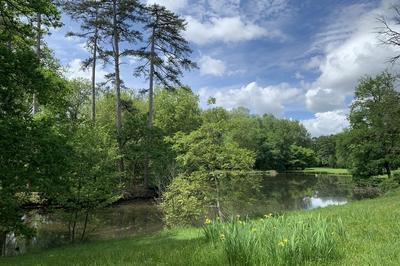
[143,24,157,188]
[214,177,223,221]
[112,0,124,172]
[32,13,41,114]
[71,210,78,243]
[385,162,392,178]
[91,29,98,123]
[81,210,89,241]
[0,231,6,257]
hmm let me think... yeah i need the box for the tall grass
[203,214,345,265]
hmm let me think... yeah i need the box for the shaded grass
[2,190,400,265]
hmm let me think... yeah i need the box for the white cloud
[65,59,107,82]
[305,1,400,113]
[146,0,187,11]
[199,82,302,115]
[302,110,349,137]
[198,55,226,76]
[305,87,346,113]
[185,16,269,45]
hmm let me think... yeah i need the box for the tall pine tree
[135,4,196,187]
[99,0,144,172]
[61,0,104,122]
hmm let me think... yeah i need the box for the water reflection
[5,173,353,256]
[303,196,348,209]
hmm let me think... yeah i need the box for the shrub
[352,186,381,200]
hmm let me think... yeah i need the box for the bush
[203,215,345,265]
[352,186,381,200]
[379,178,400,193]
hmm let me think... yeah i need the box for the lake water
[4,173,353,256]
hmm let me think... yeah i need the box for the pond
[4,173,353,256]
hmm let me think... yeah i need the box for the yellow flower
[278,239,288,247]
[220,234,225,241]
[264,213,273,219]
[204,218,212,225]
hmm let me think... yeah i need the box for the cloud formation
[199,82,302,116]
[198,55,226,76]
[184,16,269,45]
[302,110,349,137]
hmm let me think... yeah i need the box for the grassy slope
[2,191,400,266]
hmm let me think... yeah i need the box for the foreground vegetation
[2,190,399,265]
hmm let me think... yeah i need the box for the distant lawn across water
[289,167,351,176]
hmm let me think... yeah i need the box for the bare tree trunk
[143,25,156,188]
[214,177,223,221]
[32,13,41,114]
[112,0,124,172]
[0,231,6,257]
[385,162,392,178]
[81,210,89,241]
[91,29,98,123]
[71,210,78,243]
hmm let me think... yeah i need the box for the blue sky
[46,0,400,136]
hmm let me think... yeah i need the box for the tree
[61,0,104,122]
[349,72,400,178]
[153,87,201,136]
[49,123,120,242]
[99,0,144,172]
[162,123,256,225]
[313,135,337,167]
[136,4,196,186]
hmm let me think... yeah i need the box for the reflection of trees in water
[262,173,317,211]
[314,175,353,198]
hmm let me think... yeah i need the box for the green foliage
[288,145,316,170]
[153,87,202,136]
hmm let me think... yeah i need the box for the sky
[46,0,400,136]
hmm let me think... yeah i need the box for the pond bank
[1,190,399,265]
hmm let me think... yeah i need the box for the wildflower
[220,234,225,241]
[278,241,285,247]
[283,238,288,243]
[204,218,212,225]
[236,214,241,218]
[264,213,273,219]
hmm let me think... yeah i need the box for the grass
[204,215,345,265]
[2,190,400,265]
[299,167,350,175]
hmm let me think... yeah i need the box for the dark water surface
[4,173,353,256]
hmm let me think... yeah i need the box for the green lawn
[2,190,400,265]
[300,167,350,175]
